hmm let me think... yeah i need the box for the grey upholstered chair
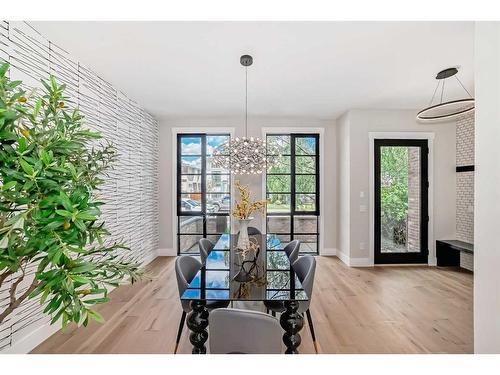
[209,308,282,354]
[199,238,214,265]
[263,255,318,353]
[174,255,229,354]
[283,239,300,265]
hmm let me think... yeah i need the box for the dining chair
[263,255,318,353]
[247,226,261,235]
[209,308,282,354]
[283,239,300,265]
[199,238,214,265]
[174,255,229,354]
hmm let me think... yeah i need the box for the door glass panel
[380,146,421,253]
[181,137,202,155]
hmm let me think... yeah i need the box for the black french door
[374,139,429,264]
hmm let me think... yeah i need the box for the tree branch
[0,270,13,289]
[0,269,40,325]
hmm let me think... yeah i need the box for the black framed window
[266,134,320,254]
[177,134,231,255]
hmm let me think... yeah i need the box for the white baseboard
[321,248,337,256]
[336,250,350,266]
[349,257,373,267]
[336,252,373,267]
[156,248,176,256]
[428,256,437,266]
[1,321,60,354]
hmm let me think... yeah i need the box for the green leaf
[76,212,97,221]
[87,309,105,323]
[55,209,72,218]
[0,236,9,249]
[83,298,109,305]
[2,181,16,190]
[18,137,27,153]
[71,262,97,273]
[34,99,42,117]
[0,62,9,77]
[19,158,34,176]
[58,191,73,211]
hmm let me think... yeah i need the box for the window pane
[296,156,316,174]
[180,174,202,193]
[295,137,316,155]
[267,135,291,155]
[207,135,230,155]
[267,216,291,233]
[181,156,201,173]
[266,175,290,193]
[207,216,230,234]
[296,175,316,193]
[268,156,290,174]
[180,194,202,212]
[179,216,204,234]
[294,234,318,253]
[207,174,230,193]
[181,136,201,155]
[207,156,230,174]
[296,194,316,211]
[208,194,230,213]
[267,194,291,213]
[179,234,203,253]
[267,234,291,249]
[293,216,317,233]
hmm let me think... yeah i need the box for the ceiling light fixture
[416,67,474,122]
[212,55,281,175]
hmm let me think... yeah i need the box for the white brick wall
[456,113,475,269]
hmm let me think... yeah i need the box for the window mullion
[201,134,207,238]
[290,135,296,241]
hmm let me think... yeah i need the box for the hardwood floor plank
[31,256,473,354]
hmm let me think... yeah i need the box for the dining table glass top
[180,234,308,302]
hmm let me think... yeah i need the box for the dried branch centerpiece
[232,181,266,250]
[232,181,266,283]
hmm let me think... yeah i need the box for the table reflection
[181,233,307,302]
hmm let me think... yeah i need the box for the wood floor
[31,256,473,354]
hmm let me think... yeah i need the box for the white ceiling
[31,21,475,120]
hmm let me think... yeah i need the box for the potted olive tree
[0,63,141,328]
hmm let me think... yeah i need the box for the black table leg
[187,300,209,354]
[280,300,304,354]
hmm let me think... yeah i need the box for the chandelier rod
[440,77,445,103]
[455,75,473,98]
[245,65,248,137]
[428,80,440,107]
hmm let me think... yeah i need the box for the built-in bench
[436,240,474,270]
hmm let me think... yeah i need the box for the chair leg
[266,308,269,314]
[271,310,276,317]
[174,311,187,354]
[305,309,318,354]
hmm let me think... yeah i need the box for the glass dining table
[180,233,309,354]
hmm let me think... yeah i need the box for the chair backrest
[199,238,214,265]
[294,255,316,312]
[209,308,282,354]
[247,226,261,235]
[175,256,202,311]
[283,240,300,265]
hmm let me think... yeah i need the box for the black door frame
[374,139,429,264]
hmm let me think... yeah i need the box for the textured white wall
[456,113,475,244]
[0,21,159,353]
